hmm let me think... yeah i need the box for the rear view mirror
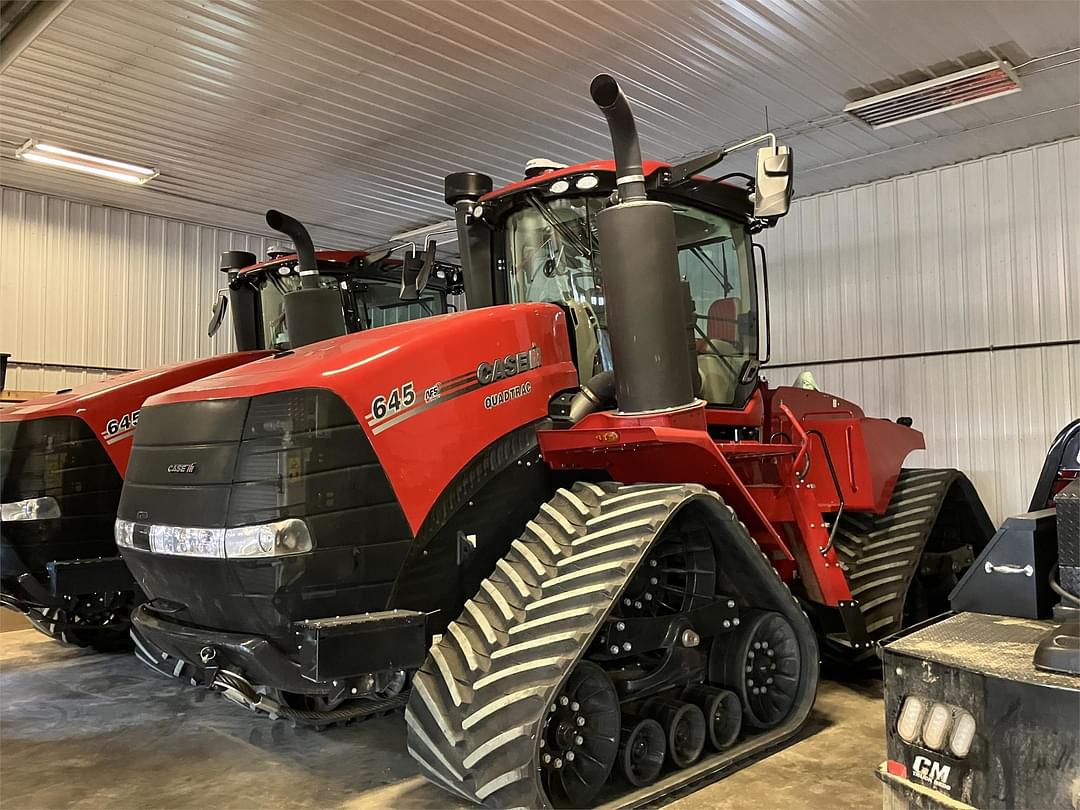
[400,256,421,301]
[753,145,793,220]
[416,240,436,294]
[207,293,228,337]
[400,240,437,301]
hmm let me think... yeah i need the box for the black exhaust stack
[590,74,695,413]
[265,209,346,349]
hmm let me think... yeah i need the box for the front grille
[118,388,411,636]
[119,389,404,535]
[0,416,122,574]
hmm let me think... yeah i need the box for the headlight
[1,496,61,522]
[115,518,135,548]
[224,519,311,558]
[949,709,976,757]
[116,517,312,559]
[896,696,925,743]
[150,525,226,558]
[922,702,953,750]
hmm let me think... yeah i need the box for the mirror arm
[665,133,778,187]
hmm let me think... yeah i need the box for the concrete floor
[0,628,884,809]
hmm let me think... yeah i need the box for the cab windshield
[504,194,758,406]
[255,269,444,350]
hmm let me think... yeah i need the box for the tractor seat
[695,298,741,404]
[696,297,739,353]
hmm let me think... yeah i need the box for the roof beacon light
[844,60,1021,129]
[15,139,159,185]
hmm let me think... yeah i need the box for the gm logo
[166,462,198,474]
[912,755,952,791]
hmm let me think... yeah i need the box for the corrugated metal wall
[0,186,278,393]
[3,138,1077,519]
[760,136,1080,523]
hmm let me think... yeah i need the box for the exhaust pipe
[266,209,318,290]
[589,74,646,204]
[264,209,346,349]
[589,74,695,414]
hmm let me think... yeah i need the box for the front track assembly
[406,482,819,807]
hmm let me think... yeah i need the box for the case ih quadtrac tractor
[117,76,992,806]
[1,209,457,652]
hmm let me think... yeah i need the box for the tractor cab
[212,248,461,352]
[447,139,790,418]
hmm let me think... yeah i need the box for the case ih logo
[476,345,542,385]
[166,463,198,474]
[912,755,952,792]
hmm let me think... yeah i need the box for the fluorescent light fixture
[15,139,159,184]
[844,60,1021,129]
[391,219,457,243]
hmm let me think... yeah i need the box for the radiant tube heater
[844,60,1021,129]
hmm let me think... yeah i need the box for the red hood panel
[148,305,579,532]
[1,352,269,474]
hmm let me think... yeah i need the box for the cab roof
[236,249,369,279]
[481,159,674,202]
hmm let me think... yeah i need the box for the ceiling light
[15,139,159,184]
[844,60,1021,129]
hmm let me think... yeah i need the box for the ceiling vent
[844,60,1021,129]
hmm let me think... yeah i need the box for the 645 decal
[102,409,140,444]
[368,382,416,424]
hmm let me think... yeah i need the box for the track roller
[618,717,666,786]
[683,685,742,750]
[644,698,706,768]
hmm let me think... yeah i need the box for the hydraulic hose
[265,209,319,289]
[589,74,646,202]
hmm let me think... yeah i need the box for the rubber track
[407,482,750,808]
[830,468,957,660]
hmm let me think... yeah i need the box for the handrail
[805,428,845,557]
[776,403,845,557]
[777,403,811,476]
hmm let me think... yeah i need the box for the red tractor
[1,210,458,652]
[117,76,992,806]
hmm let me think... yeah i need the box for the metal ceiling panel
[1,0,1077,243]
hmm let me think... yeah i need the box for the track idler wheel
[618,717,666,787]
[683,685,742,750]
[539,661,621,808]
[644,698,706,768]
[712,610,801,730]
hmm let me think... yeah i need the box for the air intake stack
[217,250,260,351]
[265,209,347,349]
[589,74,696,414]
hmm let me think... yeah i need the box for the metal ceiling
[0,0,1077,247]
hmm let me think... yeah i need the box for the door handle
[984,561,1034,577]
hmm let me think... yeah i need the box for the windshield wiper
[525,193,594,260]
[689,241,733,297]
